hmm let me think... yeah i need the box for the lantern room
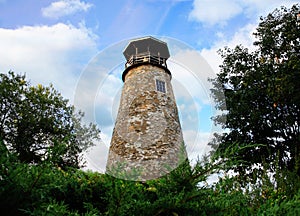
[123,36,170,69]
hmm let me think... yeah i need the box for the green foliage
[209,4,300,179]
[23,200,80,216]
[0,71,100,168]
[1,138,299,215]
[258,189,300,216]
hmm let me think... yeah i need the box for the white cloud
[189,0,298,25]
[83,134,110,173]
[184,130,212,163]
[189,0,243,25]
[241,0,299,17]
[195,1,298,72]
[42,0,92,19]
[169,49,217,105]
[200,23,257,74]
[0,23,98,100]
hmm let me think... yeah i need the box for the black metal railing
[125,52,167,68]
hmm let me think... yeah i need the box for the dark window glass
[156,80,166,93]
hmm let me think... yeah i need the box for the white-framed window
[156,79,166,93]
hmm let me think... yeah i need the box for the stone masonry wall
[106,64,187,181]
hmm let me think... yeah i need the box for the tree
[0,71,100,168]
[210,5,300,179]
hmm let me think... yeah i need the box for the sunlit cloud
[189,0,298,26]
[189,0,243,26]
[0,23,98,100]
[42,0,93,19]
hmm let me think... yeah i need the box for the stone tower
[106,36,187,181]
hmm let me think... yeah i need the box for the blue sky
[0,0,297,172]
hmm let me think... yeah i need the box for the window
[156,79,166,93]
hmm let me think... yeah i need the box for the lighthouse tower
[106,36,187,181]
